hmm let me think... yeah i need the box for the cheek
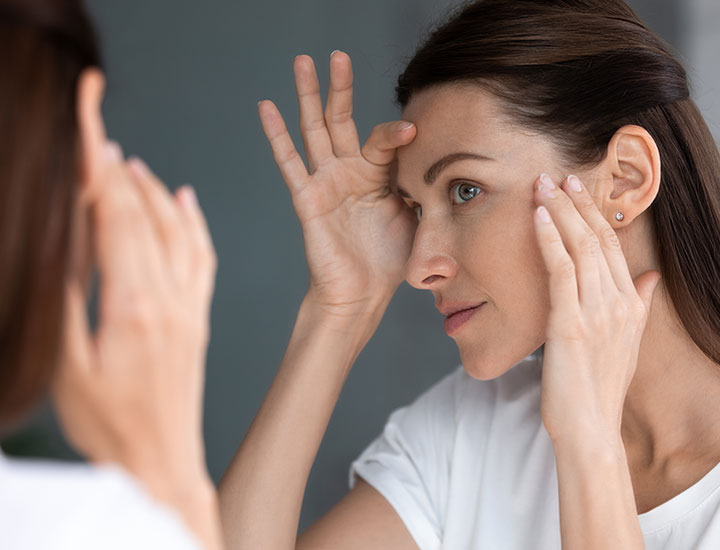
[455,207,551,379]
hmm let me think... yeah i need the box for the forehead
[396,84,540,180]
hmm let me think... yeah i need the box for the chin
[457,339,544,381]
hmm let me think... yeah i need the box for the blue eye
[451,182,481,204]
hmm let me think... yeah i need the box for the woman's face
[397,84,570,380]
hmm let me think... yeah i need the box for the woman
[219,0,720,548]
[0,0,222,547]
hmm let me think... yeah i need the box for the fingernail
[179,186,198,208]
[567,175,583,193]
[397,121,415,131]
[539,173,556,197]
[128,157,149,177]
[105,141,123,162]
[537,205,552,223]
[330,49,343,58]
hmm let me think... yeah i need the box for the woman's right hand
[259,52,417,318]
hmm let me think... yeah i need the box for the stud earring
[615,212,625,222]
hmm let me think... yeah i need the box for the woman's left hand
[532,173,662,445]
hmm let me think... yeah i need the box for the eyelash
[411,181,483,221]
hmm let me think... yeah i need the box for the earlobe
[604,125,661,225]
[76,68,107,195]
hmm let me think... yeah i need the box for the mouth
[441,302,487,336]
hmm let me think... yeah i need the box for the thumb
[633,270,662,314]
[361,121,416,166]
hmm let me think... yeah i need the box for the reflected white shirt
[0,448,200,549]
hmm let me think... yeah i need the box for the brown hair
[0,0,101,428]
[397,0,720,365]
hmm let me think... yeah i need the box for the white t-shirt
[350,349,720,550]
[0,449,200,549]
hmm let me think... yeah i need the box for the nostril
[422,275,442,285]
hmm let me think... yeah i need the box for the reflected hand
[54,142,217,487]
[259,52,417,317]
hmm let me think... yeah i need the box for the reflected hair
[397,0,720,365]
[0,0,101,427]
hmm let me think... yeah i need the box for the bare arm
[553,434,643,549]
[298,479,416,550]
[219,51,418,549]
[219,296,417,550]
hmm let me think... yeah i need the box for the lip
[441,302,486,336]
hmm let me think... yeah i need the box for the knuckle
[118,291,156,330]
[325,108,353,125]
[302,117,327,133]
[578,233,601,257]
[277,148,302,166]
[609,298,631,322]
[598,225,621,249]
[555,259,577,281]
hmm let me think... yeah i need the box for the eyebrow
[396,152,495,199]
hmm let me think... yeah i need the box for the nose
[405,218,458,290]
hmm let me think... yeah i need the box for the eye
[451,182,481,204]
[413,204,422,221]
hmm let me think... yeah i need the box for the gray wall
[5,0,707,532]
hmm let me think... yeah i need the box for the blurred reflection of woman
[0,1,222,548]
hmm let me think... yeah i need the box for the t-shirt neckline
[637,457,720,534]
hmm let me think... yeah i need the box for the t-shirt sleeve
[349,367,462,550]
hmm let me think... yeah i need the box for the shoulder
[0,454,200,549]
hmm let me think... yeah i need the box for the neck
[621,281,720,466]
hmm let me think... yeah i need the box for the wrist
[550,426,625,463]
[117,437,211,501]
[302,288,392,333]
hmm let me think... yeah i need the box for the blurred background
[2,0,717,531]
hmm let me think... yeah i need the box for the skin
[47,69,224,549]
[219,52,720,549]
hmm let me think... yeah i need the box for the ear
[76,68,107,195]
[599,125,661,227]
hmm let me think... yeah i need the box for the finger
[633,270,662,315]
[561,175,637,296]
[361,121,417,166]
[174,185,217,308]
[294,55,334,171]
[534,205,581,314]
[325,50,360,157]
[535,173,607,308]
[258,100,310,194]
[93,142,165,299]
[127,156,190,283]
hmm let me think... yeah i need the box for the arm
[219,295,416,550]
[553,433,642,550]
[219,51,419,549]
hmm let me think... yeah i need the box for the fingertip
[127,156,149,179]
[392,121,417,145]
[536,205,552,225]
[104,141,123,163]
[330,49,350,63]
[177,185,198,210]
[294,54,314,70]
